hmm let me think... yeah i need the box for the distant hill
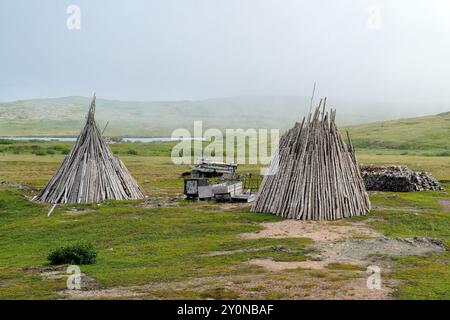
[0,95,448,137]
[346,112,450,153]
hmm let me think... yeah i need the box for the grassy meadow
[0,136,449,299]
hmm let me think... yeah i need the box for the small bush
[127,149,138,155]
[47,242,97,265]
[34,150,47,156]
[435,151,450,157]
[61,148,71,155]
[46,148,55,155]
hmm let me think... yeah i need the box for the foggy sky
[1,0,450,105]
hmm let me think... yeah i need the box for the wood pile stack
[360,164,442,192]
[251,100,371,220]
[34,95,146,204]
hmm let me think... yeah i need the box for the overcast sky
[1,0,450,104]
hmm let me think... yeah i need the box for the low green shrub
[47,242,97,265]
[127,149,138,155]
[61,148,71,155]
[34,150,47,156]
[52,145,64,151]
[435,151,450,157]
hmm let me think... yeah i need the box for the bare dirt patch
[203,246,280,257]
[63,208,94,216]
[247,237,444,273]
[240,219,444,269]
[310,237,445,266]
[21,266,98,289]
[248,259,327,271]
[241,237,442,300]
[240,219,381,241]
[439,199,450,212]
[336,278,394,300]
[64,286,145,299]
[138,195,182,208]
[61,269,394,300]
[239,219,444,300]
[218,203,252,211]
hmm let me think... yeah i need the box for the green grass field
[346,112,450,156]
[0,135,449,299]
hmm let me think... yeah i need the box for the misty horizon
[1,94,449,119]
[2,0,450,112]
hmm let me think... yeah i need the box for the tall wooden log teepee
[251,100,370,220]
[34,94,146,204]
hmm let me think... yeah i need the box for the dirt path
[240,219,381,241]
[243,219,444,269]
[62,269,395,300]
[241,219,444,300]
[248,237,444,272]
[248,259,328,271]
[310,237,445,266]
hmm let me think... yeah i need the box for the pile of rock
[360,165,442,192]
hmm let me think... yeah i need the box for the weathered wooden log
[251,101,371,220]
[34,94,146,204]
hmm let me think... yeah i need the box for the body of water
[0,137,204,143]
